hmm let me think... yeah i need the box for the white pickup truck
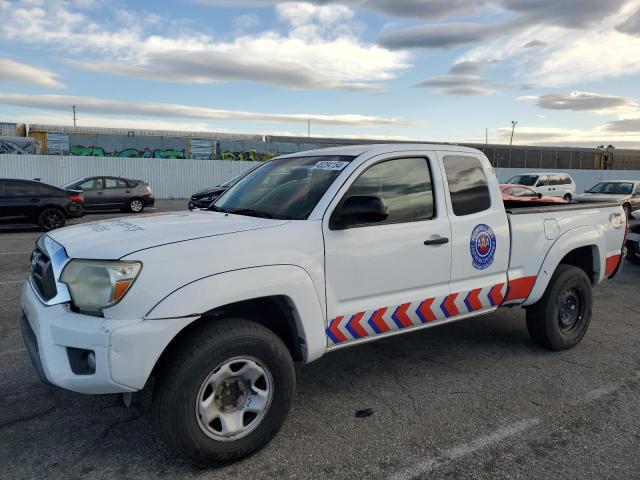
[21,144,626,466]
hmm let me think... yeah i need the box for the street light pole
[509,120,518,166]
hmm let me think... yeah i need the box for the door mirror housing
[330,195,388,229]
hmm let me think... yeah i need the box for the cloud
[616,8,640,36]
[415,74,493,95]
[458,3,640,87]
[233,13,261,31]
[0,57,64,88]
[0,0,409,92]
[498,0,629,28]
[199,0,487,20]
[379,23,499,49]
[522,39,546,48]
[0,92,425,127]
[604,117,640,133]
[519,91,638,114]
[488,124,640,147]
[415,61,494,95]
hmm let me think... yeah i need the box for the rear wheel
[129,198,144,213]
[153,319,295,467]
[38,208,66,231]
[526,265,592,350]
[563,193,572,202]
[626,251,640,265]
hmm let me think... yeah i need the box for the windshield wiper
[226,208,274,219]
[207,204,228,212]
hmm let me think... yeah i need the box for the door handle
[97,191,104,195]
[424,236,449,246]
[30,198,40,203]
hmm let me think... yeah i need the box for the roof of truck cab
[275,143,484,159]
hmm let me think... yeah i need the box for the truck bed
[505,201,622,215]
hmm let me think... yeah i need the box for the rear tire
[563,193,572,202]
[129,198,144,213]
[526,265,592,351]
[153,319,295,467]
[38,208,66,231]
[626,251,640,265]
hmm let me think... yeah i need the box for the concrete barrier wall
[2,154,640,198]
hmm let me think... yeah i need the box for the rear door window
[3,180,34,196]
[443,155,491,216]
[537,175,550,187]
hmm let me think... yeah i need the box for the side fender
[523,226,602,306]
[146,265,327,362]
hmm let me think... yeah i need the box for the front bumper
[142,194,155,207]
[20,280,195,394]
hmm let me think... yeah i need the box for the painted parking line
[390,419,540,480]
[0,251,31,255]
[0,280,24,286]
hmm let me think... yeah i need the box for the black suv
[0,179,84,230]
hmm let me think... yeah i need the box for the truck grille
[30,248,57,301]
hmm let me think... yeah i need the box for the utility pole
[485,127,488,145]
[72,105,77,126]
[307,119,310,138]
[509,120,518,166]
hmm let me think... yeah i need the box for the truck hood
[47,211,289,259]
[574,193,627,203]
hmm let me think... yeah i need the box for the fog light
[87,351,96,371]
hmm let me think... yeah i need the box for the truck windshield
[211,155,355,220]
[587,182,633,194]
[507,175,538,186]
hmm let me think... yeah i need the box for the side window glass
[537,175,549,186]
[105,178,118,189]
[443,155,491,216]
[79,178,101,190]
[116,179,128,188]
[3,181,33,196]
[345,157,434,224]
[563,176,572,185]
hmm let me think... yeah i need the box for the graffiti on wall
[69,146,186,158]
[0,137,36,154]
[217,149,274,161]
[65,134,188,159]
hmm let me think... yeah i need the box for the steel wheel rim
[557,287,585,333]
[44,211,63,229]
[131,200,143,212]
[195,356,274,442]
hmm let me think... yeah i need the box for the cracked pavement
[1,200,639,479]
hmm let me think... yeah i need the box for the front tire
[623,203,631,217]
[153,319,295,467]
[38,208,66,231]
[129,198,144,213]
[526,265,592,351]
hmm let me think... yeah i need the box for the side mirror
[331,195,388,229]
[537,193,543,198]
[633,191,640,197]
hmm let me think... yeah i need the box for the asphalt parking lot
[1,202,639,480]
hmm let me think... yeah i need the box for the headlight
[60,260,142,313]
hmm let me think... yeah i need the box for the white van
[506,172,577,201]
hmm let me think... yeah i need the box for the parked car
[21,144,627,466]
[506,172,576,201]
[574,181,640,216]
[0,178,83,230]
[500,184,567,207]
[188,174,243,210]
[62,176,154,213]
[625,211,640,264]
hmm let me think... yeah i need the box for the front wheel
[153,319,295,467]
[129,198,144,213]
[526,265,592,350]
[623,203,631,217]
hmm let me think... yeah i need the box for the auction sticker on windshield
[312,160,350,171]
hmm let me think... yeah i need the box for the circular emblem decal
[470,224,496,270]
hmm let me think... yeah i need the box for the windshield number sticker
[312,160,350,171]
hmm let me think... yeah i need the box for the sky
[1,0,640,147]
